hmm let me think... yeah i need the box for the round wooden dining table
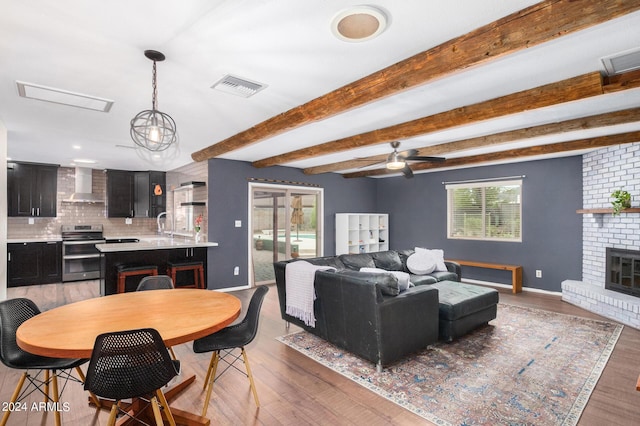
[17,289,240,359]
[16,289,241,426]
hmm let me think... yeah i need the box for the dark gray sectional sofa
[274,249,464,370]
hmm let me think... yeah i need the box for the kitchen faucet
[157,212,173,237]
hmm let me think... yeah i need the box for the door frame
[247,182,324,287]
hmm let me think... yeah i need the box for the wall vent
[211,75,266,98]
[601,47,640,75]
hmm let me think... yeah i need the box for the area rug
[277,304,623,426]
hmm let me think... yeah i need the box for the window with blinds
[446,179,522,242]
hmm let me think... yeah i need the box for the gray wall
[207,158,377,289]
[206,156,583,292]
[375,156,584,292]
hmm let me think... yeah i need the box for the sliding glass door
[249,183,323,285]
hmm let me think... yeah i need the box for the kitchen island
[96,237,218,295]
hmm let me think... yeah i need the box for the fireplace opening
[606,247,640,297]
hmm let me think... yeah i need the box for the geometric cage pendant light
[130,50,177,152]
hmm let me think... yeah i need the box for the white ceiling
[1,1,639,175]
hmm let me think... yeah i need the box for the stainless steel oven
[61,225,105,282]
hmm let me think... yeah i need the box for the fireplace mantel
[577,207,640,214]
[577,207,640,227]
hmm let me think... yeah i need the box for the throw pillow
[406,251,436,275]
[415,247,448,272]
[360,267,411,291]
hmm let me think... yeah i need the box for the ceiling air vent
[16,81,114,112]
[601,47,640,75]
[211,75,266,98]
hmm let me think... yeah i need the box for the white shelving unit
[335,213,389,255]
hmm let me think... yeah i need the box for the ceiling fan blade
[405,155,446,162]
[398,149,418,158]
[401,165,414,178]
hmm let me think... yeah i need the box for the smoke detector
[211,75,266,98]
[331,5,388,42]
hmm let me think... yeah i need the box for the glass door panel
[252,189,286,284]
[250,185,322,285]
[290,192,319,260]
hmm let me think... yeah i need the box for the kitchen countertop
[95,236,218,252]
[7,237,62,243]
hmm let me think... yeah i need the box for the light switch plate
[235,220,242,227]
[28,217,35,225]
[125,218,133,225]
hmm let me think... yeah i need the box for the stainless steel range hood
[63,167,104,203]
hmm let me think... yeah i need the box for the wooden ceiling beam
[191,0,640,162]
[254,71,604,167]
[603,69,640,93]
[303,107,640,174]
[342,131,640,178]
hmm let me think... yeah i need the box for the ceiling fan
[358,141,445,178]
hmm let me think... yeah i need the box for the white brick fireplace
[562,142,640,329]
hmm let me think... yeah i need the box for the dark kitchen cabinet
[7,162,58,217]
[8,241,62,287]
[134,171,166,218]
[108,169,165,218]
[107,169,134,217]
[172,246,207,263]
[41,241,63,283]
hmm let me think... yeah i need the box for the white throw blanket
[285,261,335,328]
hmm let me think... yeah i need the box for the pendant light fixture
[130,50,177,152]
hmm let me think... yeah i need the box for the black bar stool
[167,261,205,289]
[116,265,158,293]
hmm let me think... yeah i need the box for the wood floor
[2,281,639,425]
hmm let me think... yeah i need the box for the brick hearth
[562,280,640,329]
[561,143,640,330]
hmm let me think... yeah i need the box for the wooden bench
[447,259,523,294]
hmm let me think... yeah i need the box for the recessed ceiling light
[331,5,388,42]
[73,158,97,164]
[16,81,114,112]
[72,145,82,150]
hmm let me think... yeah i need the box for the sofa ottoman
[430,281,499,341]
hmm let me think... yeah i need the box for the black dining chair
[193,285,268,416]
[83,328,179,426]
[135,275,178,360]
[136,274,174,291]
[0,298,97,426]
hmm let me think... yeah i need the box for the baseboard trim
[214,284,251,292]
[462,278,561,296]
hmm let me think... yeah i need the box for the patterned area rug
[277,304,622,425]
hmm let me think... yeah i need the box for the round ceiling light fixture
[331,5,388,42]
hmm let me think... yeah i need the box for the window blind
[446,179,522,242]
